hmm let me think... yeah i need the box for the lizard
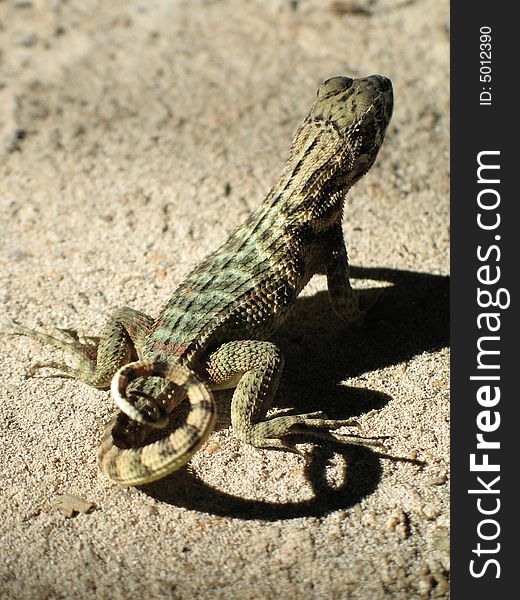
[10,74,394,486]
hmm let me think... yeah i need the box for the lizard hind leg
[99,360,216,485]
[206,340,386,455]
[8,307,153,389]
[8,321,99,380]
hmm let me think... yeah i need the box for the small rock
[422,502,442,520]
[51,494,95,517]
[7,249,29,262]
[430,474,447,486]
[204,442,223,455]
[329,1,372,16]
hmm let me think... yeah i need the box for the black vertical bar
[451,2,517,597]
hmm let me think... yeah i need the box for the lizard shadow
[273,264,449,416]
[143,266,449,520]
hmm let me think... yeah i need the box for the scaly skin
[11,75,394,485]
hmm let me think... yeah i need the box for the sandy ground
[0,1,449,598]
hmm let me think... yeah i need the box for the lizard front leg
[325,222,366,324]
[9,307,153,389]
[206,340,384,453]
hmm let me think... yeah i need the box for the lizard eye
[317,76,353,99]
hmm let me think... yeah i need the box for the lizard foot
[247,412,386,453]
[8,320,98,375]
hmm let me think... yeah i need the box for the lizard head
[310,74,394,187]
[280,75,393,228]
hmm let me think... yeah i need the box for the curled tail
[98,361,216,485]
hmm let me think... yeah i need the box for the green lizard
[11,75,394,485]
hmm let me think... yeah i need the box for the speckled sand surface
[0,1,449,598]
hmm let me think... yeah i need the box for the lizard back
[142,75,394,365]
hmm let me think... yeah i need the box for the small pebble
[51,494,95,517]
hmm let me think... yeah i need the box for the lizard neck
[266,118,353,233]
